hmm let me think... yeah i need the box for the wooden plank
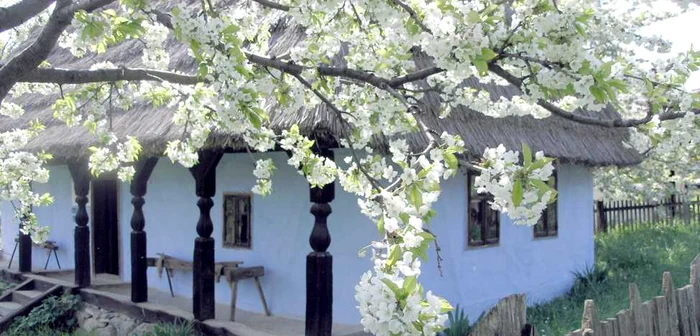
[691,256,700,329]
[655,296,670,336]
[677,286,692,336]
[607,318,619,336]
[582,300,601,333]
[664,272,681,336]
[600,320,612,336]
[643,301,655,336]
[684,285,700,336]
[470,294,527,336]
[631,283,647,336]
[617,309,632,336]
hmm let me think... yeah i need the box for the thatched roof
[0,2,642,166]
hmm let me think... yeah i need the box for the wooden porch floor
[0,268,368,336]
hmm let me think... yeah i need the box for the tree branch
[0,0,55,33]
[389,0,432,34]
[251,0,290,11]
[487,63,698,127]
[0,0,116,104]
[20,67,200,85]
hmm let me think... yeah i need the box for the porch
[10,148,343,335]
[0,267,367,336]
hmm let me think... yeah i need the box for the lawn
[528,221,700,336]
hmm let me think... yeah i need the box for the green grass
[528,221,700,336]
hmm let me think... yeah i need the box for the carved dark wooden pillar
[306,148,334,336]
[189,150,223,321]
[130,157,159,303]
[68,160,91,288]
[18,213,32,272]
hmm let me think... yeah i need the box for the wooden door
[92,177,120,275]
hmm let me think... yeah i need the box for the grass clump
[140,320,198,336]
[7,292,82,336]
[528,221,700,335]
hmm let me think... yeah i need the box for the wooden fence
[595,195,700,233]
[468,253,700,336]
[468,294,539,336]
[564,253,700,336]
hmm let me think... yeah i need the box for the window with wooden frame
[534,169,558,238]
[467,170,500,247]
[223,194,252,248]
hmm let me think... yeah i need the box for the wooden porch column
[130,157,159,303]
[189,150,223,321]
[306,148,334,336]
[18,214,32,272]
[68,159,91,287]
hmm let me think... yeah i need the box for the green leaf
[522,142,532,167]
[531,179,550,195]
[480,48,498,61]
[381,279,403,298]
[403,276,417,293]
[467,11,481,23]
[512,179,523,207]
[377,217,385,236]
[409,185,423,208]
[440,299,454,313]
[473,59,488,76]
[444,152,458,171]
[589,85,607,103]
[386,246,401,268]
[529,157,554,172]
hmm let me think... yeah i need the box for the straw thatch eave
[0,0,643,167]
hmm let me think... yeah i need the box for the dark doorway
[92,177,120,276]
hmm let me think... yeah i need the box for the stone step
[12,290,42,305]
[0,301,22,315]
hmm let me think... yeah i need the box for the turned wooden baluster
[306,148,334,336]
[18,211,32,272]
[189,150,223,321]
[68,159,91,287]
[130,157,159,303]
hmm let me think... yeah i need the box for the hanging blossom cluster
[342,133,465,335]
[474,145,556,225]
[1,0,700,334]
[596,112,700,202]
[0,122,53,243]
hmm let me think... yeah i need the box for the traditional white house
[0,3,642,329]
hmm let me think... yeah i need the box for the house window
[223,194,252,248]
[467,170,500,247]
[534,170,558,238]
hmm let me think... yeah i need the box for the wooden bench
[145,253,270,321]
[222,266,270,321]
[7,238,60,270]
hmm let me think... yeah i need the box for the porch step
[0,302,22,316]
[12,290,42,305]
[0,279,63,331]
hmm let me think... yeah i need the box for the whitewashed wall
[0,150,594,325]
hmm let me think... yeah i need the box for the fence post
[597,201,608,233]
[581,300,600,334]
[630,283,648,336]
[663,272,681,336]
[691,254,700,331]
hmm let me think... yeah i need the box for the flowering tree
[1,0,699,334]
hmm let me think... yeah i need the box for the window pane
[223,195,252,248]
[467,170,500,247]
[468,200,483,245]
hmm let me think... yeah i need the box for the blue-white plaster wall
[0,151,594,325]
